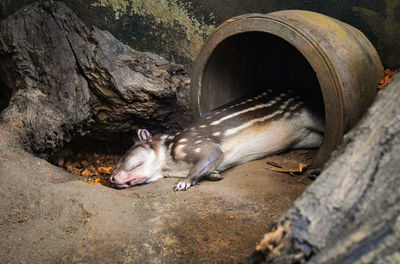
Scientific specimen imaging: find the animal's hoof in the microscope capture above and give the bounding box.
[175,180,193,191]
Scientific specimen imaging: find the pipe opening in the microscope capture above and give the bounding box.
[199,32,325,117]
[194,31,326,168]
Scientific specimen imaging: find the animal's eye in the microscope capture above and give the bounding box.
[127,161,144,172]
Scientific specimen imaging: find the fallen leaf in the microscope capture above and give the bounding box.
[378,68,394,90]
[98,167,112,174]
[64,160,72,168]
[298,162,308,172]
[81,169,91,177]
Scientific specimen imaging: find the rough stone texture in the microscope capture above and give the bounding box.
[247,73,400,263]
[0,1,191,155]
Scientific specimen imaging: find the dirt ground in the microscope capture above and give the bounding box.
[0,124,311,264]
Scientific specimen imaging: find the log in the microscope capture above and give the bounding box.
[0,1,191,155]
[247,73,400,263]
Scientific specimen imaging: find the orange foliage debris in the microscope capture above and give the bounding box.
[378,68,394,90]
[64,160,72,168]
[81,169,91,177]
[98,166,113,174]
[60,152,116,186]
[88,178,101,185]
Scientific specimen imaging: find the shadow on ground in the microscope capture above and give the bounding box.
[0,125,310,263]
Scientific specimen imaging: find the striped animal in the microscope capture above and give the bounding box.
[110,89,324,191]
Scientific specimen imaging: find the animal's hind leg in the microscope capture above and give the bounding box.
[175,147,223,191]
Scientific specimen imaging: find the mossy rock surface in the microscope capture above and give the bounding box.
[1,0,398,68]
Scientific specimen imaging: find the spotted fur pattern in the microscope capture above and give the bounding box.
[110,89,324,191]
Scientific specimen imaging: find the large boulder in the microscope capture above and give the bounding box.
[0,1,191,155]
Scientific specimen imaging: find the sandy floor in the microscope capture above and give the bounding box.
[0,125,311,263]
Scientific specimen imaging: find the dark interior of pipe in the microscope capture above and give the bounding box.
[200,32,324,117]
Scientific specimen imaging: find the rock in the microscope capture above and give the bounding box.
[0,1,191,155]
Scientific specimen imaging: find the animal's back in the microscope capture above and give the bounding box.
[173,89,324,171]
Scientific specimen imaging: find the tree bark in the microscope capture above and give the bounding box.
[0,1,191,155]
[247,73,400,263]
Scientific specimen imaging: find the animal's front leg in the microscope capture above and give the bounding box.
[175,148,223,191]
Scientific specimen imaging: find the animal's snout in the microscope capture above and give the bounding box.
[109,170,127,185]
[109,170,132,189]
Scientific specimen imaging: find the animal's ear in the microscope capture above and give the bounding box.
[137,129,152,143]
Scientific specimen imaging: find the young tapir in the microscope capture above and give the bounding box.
[109,89,324,191]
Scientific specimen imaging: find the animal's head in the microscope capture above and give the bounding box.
[110,129,166,189]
